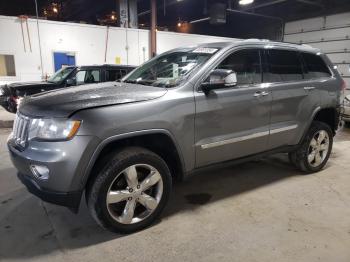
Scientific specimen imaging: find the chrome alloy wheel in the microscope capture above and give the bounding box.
[307,130,330,168]
[106,164,163,224]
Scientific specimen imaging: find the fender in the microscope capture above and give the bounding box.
[298,106,321,144]
[80,128,186,187]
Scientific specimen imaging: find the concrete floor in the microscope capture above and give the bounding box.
[0,108,14,128]
[1,126,350,262]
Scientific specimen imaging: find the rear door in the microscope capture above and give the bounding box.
[194,48,272,167]
[265,49,320,149]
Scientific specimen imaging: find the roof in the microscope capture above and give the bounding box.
[196,39,320,53]
[64,64,136,69]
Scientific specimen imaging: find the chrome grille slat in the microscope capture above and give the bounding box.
[12,113,30,148]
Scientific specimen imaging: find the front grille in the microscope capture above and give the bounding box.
[12,113,30,148]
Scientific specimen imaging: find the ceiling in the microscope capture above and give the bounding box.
[137,0,350,39]
[1,0,350,40]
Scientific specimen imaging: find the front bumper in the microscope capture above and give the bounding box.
[17,172,81,210]
[8,134,99,209]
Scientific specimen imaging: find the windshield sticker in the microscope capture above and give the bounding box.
[192,48,218,54]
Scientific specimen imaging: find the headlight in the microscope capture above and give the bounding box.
[28,118,81,141]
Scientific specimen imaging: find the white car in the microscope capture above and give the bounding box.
[342,94,350,124]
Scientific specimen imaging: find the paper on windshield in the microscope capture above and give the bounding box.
[192,48,218,54]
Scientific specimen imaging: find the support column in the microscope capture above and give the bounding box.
[150,0,157,57]
[129,0,138,28]
[119,0,129,28]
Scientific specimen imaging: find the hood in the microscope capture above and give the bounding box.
[8,81,56,95]
[19,81,168,118]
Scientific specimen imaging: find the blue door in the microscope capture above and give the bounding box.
[54,52,76,72]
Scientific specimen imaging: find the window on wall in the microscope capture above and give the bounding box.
[216,49,262,85]
[265,50,303,82]
[0,55,16,77]
[301,52,331,79]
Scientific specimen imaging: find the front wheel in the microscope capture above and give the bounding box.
[289,121,333,173]
[87,147,172,234]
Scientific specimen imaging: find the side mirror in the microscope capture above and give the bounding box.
[66,77,76,86]
[201,69,237,94]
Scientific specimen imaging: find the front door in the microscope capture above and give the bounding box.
[194,49,272,167]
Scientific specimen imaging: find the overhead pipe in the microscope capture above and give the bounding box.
[34,0,44,78]
[139,0,179,17]
[104,26,109,63]
[190,17,210,24]
[296,0,324,8]
[24,16,32,52]
[19,17,27,52]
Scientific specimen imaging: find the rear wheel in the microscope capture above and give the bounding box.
[289,121,333,173]
[87,147,172,233]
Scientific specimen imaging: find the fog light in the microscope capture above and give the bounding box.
[30,165,50,180]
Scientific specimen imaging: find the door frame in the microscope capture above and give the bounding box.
[52,50,77,73]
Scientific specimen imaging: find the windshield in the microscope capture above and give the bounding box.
[48,67,75,83]
[123,47,219,87]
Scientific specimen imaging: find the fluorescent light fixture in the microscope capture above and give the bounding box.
[239,0,254,5]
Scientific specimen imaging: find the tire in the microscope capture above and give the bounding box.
[86,147,172,234]
[289,121,333,173]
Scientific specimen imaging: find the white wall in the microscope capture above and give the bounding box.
[0,15,240,85]
[0,16,150,85]
[284,12,350,88]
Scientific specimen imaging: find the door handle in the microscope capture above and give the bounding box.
[304,86,315,91]
[254,91,269,97]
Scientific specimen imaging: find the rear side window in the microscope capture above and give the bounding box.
[301,52,331,79]
[265,49,303,82]
[217,49,261,85]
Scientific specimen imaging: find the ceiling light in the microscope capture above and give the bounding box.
[239,0,254,5]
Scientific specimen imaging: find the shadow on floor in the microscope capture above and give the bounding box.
[0,152,308,259]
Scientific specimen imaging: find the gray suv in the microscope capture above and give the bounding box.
[7,40,342,233]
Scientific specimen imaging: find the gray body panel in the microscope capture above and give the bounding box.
[194,85,271,167]
[7,40,343,206]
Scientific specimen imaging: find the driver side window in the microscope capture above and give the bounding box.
[216,49,262,85]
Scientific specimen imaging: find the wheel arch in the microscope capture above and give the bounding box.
[81,129,186,190]
[312,107,339,135]
[300,106,339,144]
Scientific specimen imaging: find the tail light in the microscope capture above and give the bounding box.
[10,95,17,103]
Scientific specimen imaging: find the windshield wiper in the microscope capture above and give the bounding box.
[123,79,155,86]
[123,79,137,84]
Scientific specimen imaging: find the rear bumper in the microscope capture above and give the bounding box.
[17,172,82,210]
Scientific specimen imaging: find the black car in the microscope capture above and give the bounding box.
[0,64,135,113]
